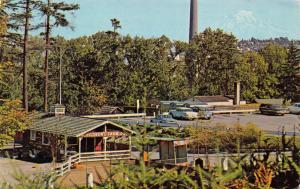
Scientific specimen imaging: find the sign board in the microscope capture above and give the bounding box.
[84,131,126,138]
[174,139,189,147]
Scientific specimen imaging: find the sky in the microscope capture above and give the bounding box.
[54,0,300,42]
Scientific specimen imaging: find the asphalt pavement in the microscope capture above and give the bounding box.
[119,113,300,135]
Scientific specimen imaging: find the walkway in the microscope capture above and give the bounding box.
[0,158,52,185]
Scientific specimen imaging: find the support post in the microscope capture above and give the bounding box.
[93,138,96,151]
[64,135,68,159]
[79,137,82,160]
[129,136,132,157]
[104,137,107,160]
[174,143,177,165]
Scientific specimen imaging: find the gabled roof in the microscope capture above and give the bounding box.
[190,96,232,103]
[96,106,123,115]
[29,115,134,137]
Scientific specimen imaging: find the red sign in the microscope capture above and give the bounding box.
[84,131,126,138]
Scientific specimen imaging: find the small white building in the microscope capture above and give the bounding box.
[184,96,246,107]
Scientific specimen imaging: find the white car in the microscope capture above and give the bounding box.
[170,107,198,120]
[288,103,300,114]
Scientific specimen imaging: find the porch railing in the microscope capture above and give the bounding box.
[54,150,131,176]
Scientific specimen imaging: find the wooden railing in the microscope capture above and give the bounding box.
[54,150,131,176]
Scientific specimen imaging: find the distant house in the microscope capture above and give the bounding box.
[96,106,123,115]
[184,95,247,107]
[160,95,247,112]
[184,96,236,106]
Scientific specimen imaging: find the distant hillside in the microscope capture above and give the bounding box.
[238,37,300,52]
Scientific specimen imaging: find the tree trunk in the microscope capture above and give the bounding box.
[44,0,51,112]
[22,0,30,112]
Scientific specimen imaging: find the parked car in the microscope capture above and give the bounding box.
[170,107,198,120]
[259,104,288,116]
[192,107,213,120]
[150,114,177,124]
[288,103,300,114]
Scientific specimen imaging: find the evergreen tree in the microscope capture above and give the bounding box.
[3,0,37,112]
[39,0,79,112]
[280,42,300,101]
[111,18,121,33]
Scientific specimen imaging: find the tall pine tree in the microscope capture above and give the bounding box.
[39,0,79,111]
[3,0,40,112]
[281,42,300,101]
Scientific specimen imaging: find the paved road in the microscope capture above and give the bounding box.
[119,114,300,135]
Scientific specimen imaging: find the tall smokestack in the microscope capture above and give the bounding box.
[189,0,198,42]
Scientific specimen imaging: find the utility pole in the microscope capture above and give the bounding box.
[59,47,62,105]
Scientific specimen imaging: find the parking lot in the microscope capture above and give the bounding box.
[121,113,300,134]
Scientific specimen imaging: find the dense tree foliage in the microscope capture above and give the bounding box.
[0,6,298,115]
[186,28,240,96]
[39,0,79,112]
[280,42,300,101]
[0,100,31,147]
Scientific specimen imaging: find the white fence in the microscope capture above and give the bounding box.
[55,150,131,176]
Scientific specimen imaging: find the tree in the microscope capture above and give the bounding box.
[39,0,79,112]
[186,28,240,96]
[236,51,269,101]
[280,42,300,101]
[111,18,121,33]
[22,0,30,112]
[50,36,108,114]
[0,0,7,45]
[3,0,42,112]
[0,99,31,147]
[0,0,7,81]
[259,44,288,98]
